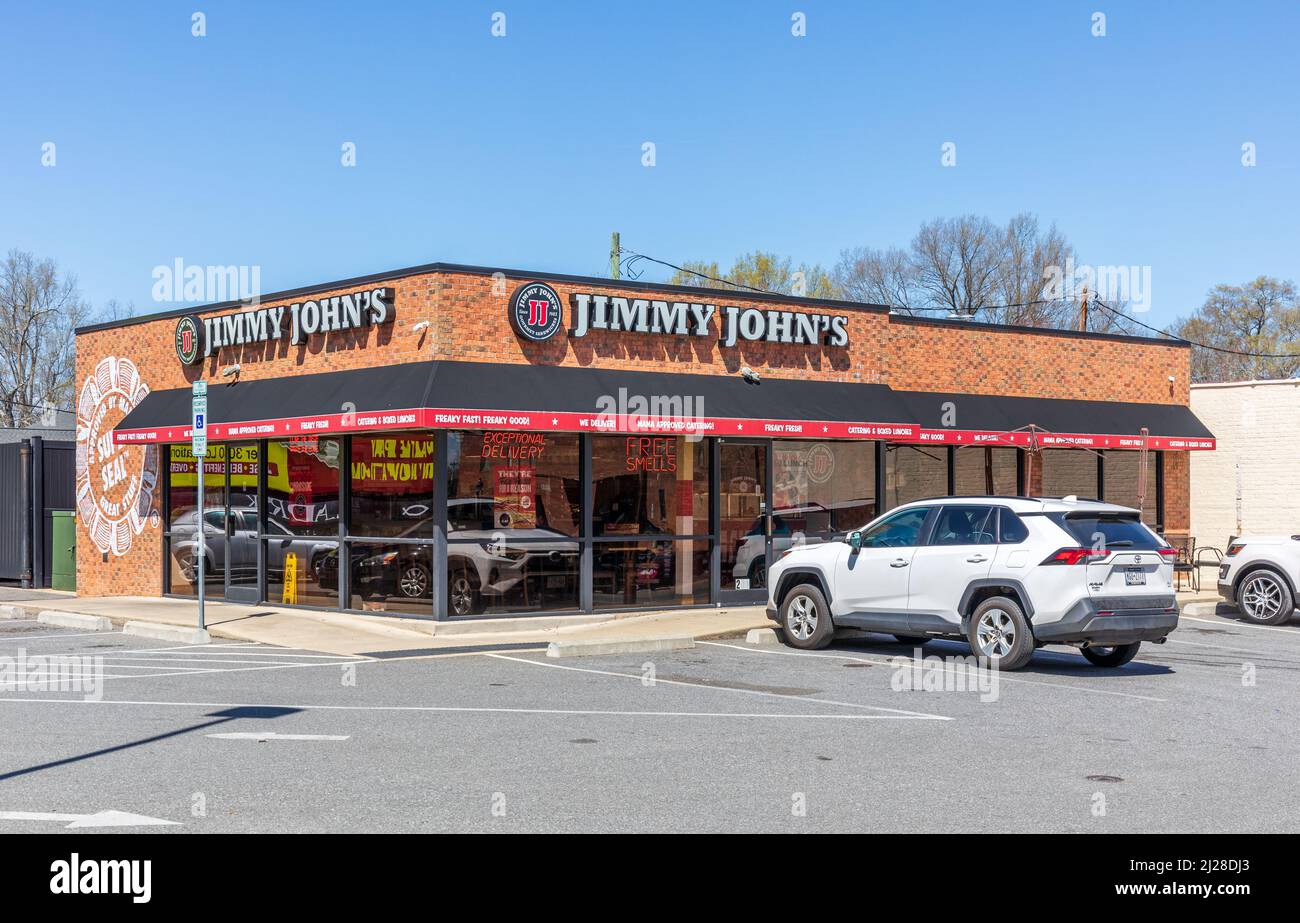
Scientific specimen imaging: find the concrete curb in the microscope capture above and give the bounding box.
[745,627,782,646]
[37,610,113,632]
[0,605,30,620]
[546,635,695,659]
[123,621,212,645]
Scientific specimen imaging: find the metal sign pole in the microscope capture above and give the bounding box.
[197,454,205,630]
[192,380,208,631]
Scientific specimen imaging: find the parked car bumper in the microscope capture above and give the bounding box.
[1033,599,1179,645]
[1217,580,1235,604]
[765,604,779,623]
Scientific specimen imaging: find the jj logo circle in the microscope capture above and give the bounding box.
[175,315,203,365]
[508,282,563,342]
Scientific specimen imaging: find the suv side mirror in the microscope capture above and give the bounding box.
[847,531,863,551]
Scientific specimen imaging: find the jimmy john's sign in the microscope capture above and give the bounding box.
[509,282,849,348]
[174,287,394,365]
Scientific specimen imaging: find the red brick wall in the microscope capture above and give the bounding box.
[73,266,1194,598]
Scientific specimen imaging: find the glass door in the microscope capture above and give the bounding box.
[718,439,771,604]
[223,441,261,603]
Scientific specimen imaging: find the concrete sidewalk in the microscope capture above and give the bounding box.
[0,588,771,657]
[0,577,1222,659]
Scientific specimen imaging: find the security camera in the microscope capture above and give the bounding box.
[221,364,241,377]
[1167,375,1176,382]
[412,321,430,333]
[740,366,761,384]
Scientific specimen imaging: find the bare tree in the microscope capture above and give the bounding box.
[832,246,920,311]
[0,249,91,428]
[910,215,1005,316]
[994,213,1076,326]
[666,251,840,298]
[1172,277,1300,382]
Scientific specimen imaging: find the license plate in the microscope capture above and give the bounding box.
[1124,568,1146,586]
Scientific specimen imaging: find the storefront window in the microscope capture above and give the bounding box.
[592,539,710,610]
[167,444,236,532]
[264,532,339,607]
[350,432,434,537]
[1040,449,1099,499]
[266,438,341,536]
[446,432,580,537]
[348,541,434,615]
[772,440,877,537]
[1103,451,1160,524]
[449,539,581,615]
[592,436,708,536]
[885,445,948,510]
[953,446,1019,496]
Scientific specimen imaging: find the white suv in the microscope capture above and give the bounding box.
[766,496,1179,670]
[1217,535,1300,625]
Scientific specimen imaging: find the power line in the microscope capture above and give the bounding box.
[619,243,1300,363]
[1091,298,1300,360]
[0,396,73,414]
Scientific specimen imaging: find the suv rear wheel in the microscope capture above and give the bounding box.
[1082,642,1141,667]
[966,596,1034,670]
[780,583,834,650]
[1238,569,1295,626]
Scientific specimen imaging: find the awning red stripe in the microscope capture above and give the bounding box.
[112,408,1215,450]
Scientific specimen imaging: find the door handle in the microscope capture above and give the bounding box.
[966,554,988,563]
[890,558,909,568]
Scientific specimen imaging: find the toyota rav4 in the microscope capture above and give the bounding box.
[766,496,1179,670]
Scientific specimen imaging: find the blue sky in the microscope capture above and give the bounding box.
[2,0,1296,328]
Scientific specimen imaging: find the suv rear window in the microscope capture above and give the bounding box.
[1056,513,1161,550]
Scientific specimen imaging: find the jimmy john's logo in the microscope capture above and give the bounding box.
[174,287,394,365]
[175,315,202,365]
[509,282,564,342]
[507,282,849,348]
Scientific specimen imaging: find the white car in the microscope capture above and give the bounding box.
[1217,535,1300,625]
[766,496,1179,670]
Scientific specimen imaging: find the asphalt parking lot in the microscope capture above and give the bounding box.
[0,606,1297,833]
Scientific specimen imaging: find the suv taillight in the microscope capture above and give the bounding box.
[1157,547,1179,559]
[1041,548,1109,565]
[1226,543,1245,557]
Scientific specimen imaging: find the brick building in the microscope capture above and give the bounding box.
[73,262,1214,618]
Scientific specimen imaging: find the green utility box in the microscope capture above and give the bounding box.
[50,509,76,591]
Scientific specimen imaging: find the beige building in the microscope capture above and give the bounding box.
[1191,379,1300,548]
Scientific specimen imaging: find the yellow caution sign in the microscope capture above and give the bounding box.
[282,553,298,605]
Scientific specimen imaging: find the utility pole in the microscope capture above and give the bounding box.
[610,232,620,280]
[1077,285,1089,332]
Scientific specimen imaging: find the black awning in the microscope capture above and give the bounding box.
[422,360,911,426]
[115,362,438,443]
[113,359,1214,450]
[893,389,1215,447]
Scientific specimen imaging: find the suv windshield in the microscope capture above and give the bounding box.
[1057,513,1162,551]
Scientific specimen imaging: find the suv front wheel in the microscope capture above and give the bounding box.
[780,583,834,650]
[1238,569,1295,626]
[966,597,1035,670]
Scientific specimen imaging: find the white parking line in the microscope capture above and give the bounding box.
[1181,615,1300,636]
[0,630,124,644]
[485,653,952,719]
[207,732,350,741]
[698,641,1169,703]
[0,696,924,721]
